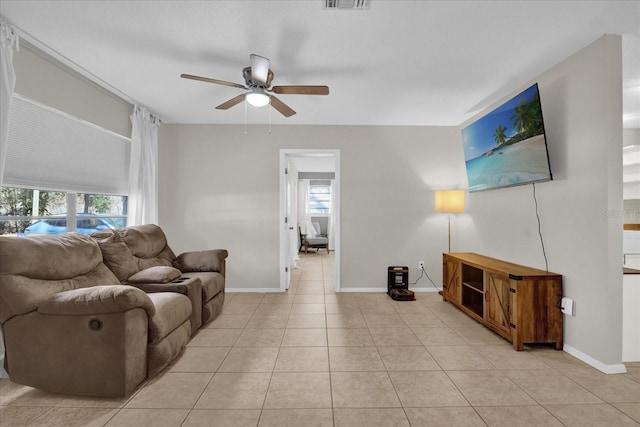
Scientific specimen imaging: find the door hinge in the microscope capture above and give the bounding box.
[285,266,289,273]
[285,167,288,175]
[285,216,288,224]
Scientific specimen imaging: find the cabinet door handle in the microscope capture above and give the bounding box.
[485,288,489,302]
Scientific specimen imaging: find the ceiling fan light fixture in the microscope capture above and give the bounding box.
[246,92,270,107]
[182,53,327,117]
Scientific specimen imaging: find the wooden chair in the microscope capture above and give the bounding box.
[299,223,329,254]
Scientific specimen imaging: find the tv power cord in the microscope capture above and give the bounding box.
[411,264,441,292]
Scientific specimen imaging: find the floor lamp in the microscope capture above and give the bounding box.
[435,190,465,253]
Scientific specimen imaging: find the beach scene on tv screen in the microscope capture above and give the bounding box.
[462,84,552,192]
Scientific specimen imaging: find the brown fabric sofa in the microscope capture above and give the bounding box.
[91,224,227,330]
[0,233,193,397]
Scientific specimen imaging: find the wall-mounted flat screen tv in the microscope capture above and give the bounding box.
[461,83,552,192]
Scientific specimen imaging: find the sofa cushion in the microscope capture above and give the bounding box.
[38,285,156,318]
[0,233,105,280]
[128,266,182,284]
[0,234,121,323]
[0,264,121,324]
[183,272,225,302]
[174,250,228,273]
[117,225,176,271]
[91,230,139,283]
[306,237,328,245]
[146,292,192,344]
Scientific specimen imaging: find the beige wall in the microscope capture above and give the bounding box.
[623,129,640,204]
[625,200,640,224]
[458,35,624,370]
[158,124,464,291]
[624,129,640,147]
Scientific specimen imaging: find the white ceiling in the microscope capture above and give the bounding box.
[1,1,639,127]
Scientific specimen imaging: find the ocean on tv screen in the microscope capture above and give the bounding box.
[465,134,551,191]
[462,84,552,192]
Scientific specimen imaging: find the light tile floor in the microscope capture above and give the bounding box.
[2,252,640,426]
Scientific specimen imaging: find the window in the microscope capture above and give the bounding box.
[0,187,127,236]
[76,193,127,229]
[1,95,130,237]
[308,180,332,215]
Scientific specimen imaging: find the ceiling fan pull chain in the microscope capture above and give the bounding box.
[268,102,272,134]
[244,100,248,135]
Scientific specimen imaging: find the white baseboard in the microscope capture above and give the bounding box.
[338,287,441,293]
[563,344,627,374]
[226,287,283,293]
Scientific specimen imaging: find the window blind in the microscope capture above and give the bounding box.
[4,94,130,195]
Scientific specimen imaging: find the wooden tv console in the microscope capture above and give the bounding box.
[442,253,563,350]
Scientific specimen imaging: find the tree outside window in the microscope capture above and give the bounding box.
[0,187,127,236]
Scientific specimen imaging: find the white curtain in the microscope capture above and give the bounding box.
[298,179,317,238]
[0,19,16,380]
[0,20,17,187]
[328,180,336,250]
[128,106,160,225]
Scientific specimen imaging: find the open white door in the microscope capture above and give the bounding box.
[280,149,340,292]
[280,153,299,291]
[285,159,299,290]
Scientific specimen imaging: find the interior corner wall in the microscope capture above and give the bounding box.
[12,45,132,137]
[624,128,640,147]
[458,35,624,369]
[158,124,463,291]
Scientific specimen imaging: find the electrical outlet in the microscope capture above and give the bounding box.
[418,261,425,270]
[561,297,574,316]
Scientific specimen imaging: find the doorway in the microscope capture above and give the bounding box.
[279,149,340,292]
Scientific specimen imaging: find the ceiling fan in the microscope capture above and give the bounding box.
[181,54,329,117]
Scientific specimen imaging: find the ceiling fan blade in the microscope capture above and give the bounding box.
[250,54,270,85]
[216,94,246,110]
[181,73,246,90]
[272,85,330,95]
[269,95,296,117]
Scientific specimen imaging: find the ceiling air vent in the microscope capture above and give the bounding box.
[324,0,369,10]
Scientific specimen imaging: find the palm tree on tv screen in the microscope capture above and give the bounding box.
[493,125,507,146]
[509,92,544,140]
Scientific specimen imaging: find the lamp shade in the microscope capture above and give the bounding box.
[245,92,270,107]
[435,190,465,213]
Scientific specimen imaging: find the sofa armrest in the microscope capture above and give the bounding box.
[129,282,188,295]
[38,285,155,318]
[174,249,228,274]
[127,266,182,284]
